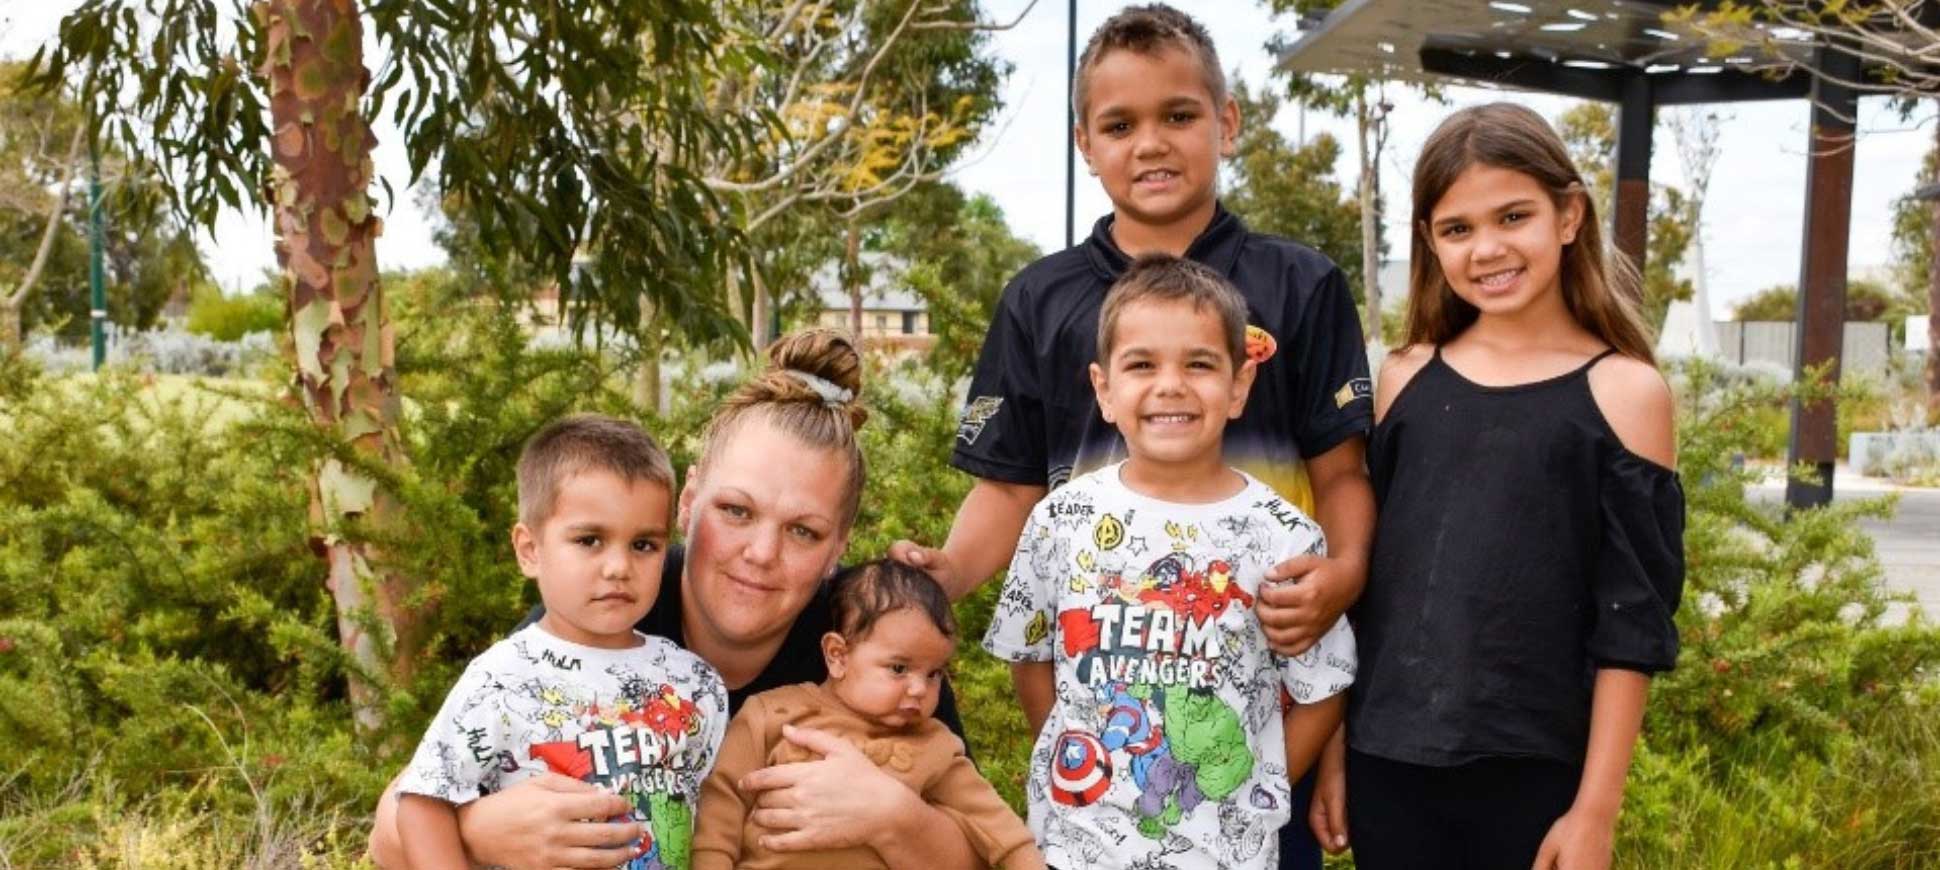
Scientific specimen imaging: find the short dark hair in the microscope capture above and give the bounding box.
[516,414,675,528]
[1072,3,1227,124]
[1096,254,1250,366]
[829,559,956,642]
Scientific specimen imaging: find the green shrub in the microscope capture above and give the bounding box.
[184,284,283,341]
[0,354,383,866]
[1620,708,1940,868]
[6,308,1939,867]
[1710,362,1883,462]
[1598,358,1940,869]
[0,285,647,864]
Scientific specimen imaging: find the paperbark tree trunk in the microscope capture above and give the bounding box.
[261,0,415,735]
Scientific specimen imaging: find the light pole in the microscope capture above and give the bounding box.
[1065,0,1076,250]
[89,144,105,371]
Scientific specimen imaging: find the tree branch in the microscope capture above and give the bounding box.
[702,0,926,194]
[909,0,1042,31]
[4,125,84,308]
[777,1,851,124]
[744,189,805,233]
[1684,1,1940,99]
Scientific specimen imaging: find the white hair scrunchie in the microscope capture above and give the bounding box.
[784,369,855,406]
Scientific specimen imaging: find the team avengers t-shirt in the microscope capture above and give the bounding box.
[398,625,728,870]
[952,204,1373,512]
[983,464,1357,870]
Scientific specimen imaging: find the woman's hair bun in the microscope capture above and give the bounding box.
[698,327,871,529]
[753,328,868,430]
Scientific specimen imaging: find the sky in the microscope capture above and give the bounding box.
[4,1,1930,315]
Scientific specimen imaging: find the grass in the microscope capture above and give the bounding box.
[0,768,375,870]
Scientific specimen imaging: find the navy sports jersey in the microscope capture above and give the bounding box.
[952,204,1374,514]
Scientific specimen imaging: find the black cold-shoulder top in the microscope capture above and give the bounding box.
[1348,347,1685,768]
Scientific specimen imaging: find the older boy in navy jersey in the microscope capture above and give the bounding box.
[892,4,1376,868]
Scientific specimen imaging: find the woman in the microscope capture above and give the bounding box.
[370,329,981,869]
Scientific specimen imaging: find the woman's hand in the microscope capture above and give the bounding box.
[1531,806,1616,870]
[737,724,921,854]
[450,773,642,870]
[1307,728,1350,855]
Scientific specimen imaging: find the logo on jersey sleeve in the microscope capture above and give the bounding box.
[1334,377,1372,409]
[957,396,1004,444]
[1244,325,1277,364]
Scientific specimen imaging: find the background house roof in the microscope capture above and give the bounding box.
[812,252,927,312]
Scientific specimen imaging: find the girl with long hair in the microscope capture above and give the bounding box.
[1310,102,1685,870]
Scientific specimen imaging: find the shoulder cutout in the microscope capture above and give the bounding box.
[1374,344,1435,424]
[1586,355,1676,470]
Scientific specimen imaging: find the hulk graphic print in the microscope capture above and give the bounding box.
[398,626,728,870]
[984,464,1356,870]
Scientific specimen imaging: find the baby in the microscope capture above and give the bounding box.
[693,559,1044,870]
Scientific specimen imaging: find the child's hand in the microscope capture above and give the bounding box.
[888,539,961,593]
[1531,806,1616,870]
[1307,729,1349,854]
[1259,552,1365,656]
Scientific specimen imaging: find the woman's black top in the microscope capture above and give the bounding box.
[519,547,967,739]
[1349,347,1684,768]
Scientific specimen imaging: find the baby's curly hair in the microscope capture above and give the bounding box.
[829,558,957,642]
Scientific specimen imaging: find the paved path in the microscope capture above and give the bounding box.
[1750,470,1940,619]
[1863,487,1940,619]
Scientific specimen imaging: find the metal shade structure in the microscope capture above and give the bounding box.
[1279,0,1832,266]
[1278,0,1824,99]
[1279,0,1937,509]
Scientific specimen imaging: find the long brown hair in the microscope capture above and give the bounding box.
[1405,102,1655,363]
[697,329,869,529]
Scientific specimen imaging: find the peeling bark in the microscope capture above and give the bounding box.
[259,0,416,735]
